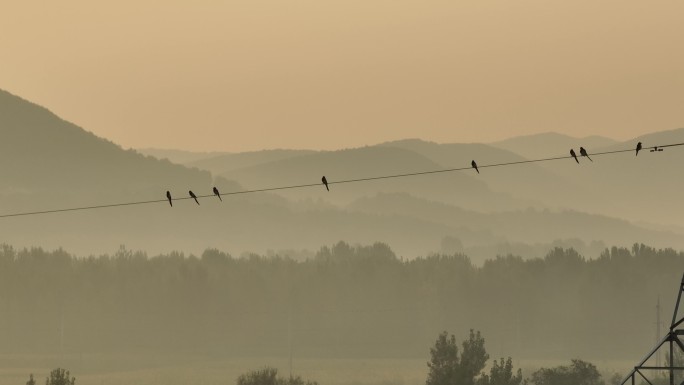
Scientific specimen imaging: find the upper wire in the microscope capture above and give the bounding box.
[0,142,680,219]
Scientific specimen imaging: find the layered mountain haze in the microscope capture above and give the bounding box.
[1,88,683,262]
[491,132,618,160]
[348,192,682,258]
[494,128,684,227]
[376,139,579,210]
[0,89,464,257]
[214,145,529,211]
[137,148,228,165]
[187,149,318,176]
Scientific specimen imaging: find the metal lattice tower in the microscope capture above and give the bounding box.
[620,274,684,385]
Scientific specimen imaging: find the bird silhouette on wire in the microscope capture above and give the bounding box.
[189,190,199,205]
[213,187,222,201]
[166,191,173,207]
[570,149,579,164]
[636,142,642,156]
[471,160,479,174]
[579,147,593,161]
[322,176,329,191]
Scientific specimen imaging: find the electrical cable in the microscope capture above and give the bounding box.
[0,142,679,219]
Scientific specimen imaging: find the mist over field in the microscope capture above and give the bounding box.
[0,241,682,385]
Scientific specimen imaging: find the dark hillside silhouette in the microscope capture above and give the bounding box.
[0,89,211,203]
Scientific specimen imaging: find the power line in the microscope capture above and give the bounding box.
[0,142,681,220]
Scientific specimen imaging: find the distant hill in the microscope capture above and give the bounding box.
[491,132,618,160]
[0,89,479,257]
[2,87,683,259]
[0,89,212,207]
[521,127,684,226]
[187,148,317,175]
[348,192,684,260]
[380,138,528,166]
[216,145,528,212]
[139,147,318,175]
[192,138,583,213]
[377,138,577,209]
[137,148,228,165]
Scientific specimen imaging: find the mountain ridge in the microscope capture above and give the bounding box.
[2,87,683,260]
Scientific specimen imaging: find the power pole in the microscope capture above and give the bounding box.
[60,308,64,358]
[657,296,662,367]
[288,307,293,379]
[618,274,684,385]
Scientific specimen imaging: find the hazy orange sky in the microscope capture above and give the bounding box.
[1,1,683,152]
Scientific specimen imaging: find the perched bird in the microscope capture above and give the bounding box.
[579,147,593,161]
[189,190,199,205]
[166,191,173,207]
[213,186,222,202]
[321,176,329,191]
[471,160,479,174]
[636,142,642,156]
[570,149,579,164]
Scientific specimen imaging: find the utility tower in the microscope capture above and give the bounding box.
[619,274,684,385]
[657,297,663,367]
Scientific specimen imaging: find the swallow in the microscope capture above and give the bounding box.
[189,190,199,205]
[213,186,222,202]
[579,147,592,161]
[636,142,642,156]
[570,149,579,164]
[322,176,329,191]
[166,191,173,207]
[471,160,479,174]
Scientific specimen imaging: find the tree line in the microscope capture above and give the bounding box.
[0,241,681,360]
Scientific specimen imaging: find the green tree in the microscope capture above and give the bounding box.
[236,367,318,385]
[45,368,75,385]
[237,367,279,385]
[282,376,319,385]
[530,359,603,385]
[477,357,526,385]
[26,374,36,385]
[427,330,489,385]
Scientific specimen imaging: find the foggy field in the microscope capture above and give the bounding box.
[0,354,425,385]
[0,354,637,385]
